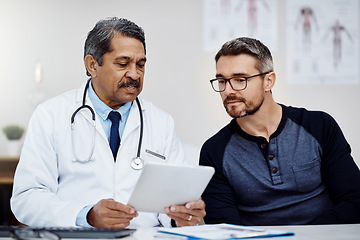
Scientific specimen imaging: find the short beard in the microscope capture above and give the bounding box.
[223,95,264,119]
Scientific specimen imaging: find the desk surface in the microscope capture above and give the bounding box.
[132,224,360,240]
[0,224,359,240]
[119,224,360,240]
[128,224,359,240]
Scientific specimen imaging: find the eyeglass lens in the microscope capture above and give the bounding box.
[212,77,246,92]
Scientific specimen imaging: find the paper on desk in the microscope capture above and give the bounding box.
[158,223,294,239]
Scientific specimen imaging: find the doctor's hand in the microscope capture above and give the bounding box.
[165,199,206,227]
[87,199,138,229]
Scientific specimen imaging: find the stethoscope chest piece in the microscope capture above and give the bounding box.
[131,157,144,170]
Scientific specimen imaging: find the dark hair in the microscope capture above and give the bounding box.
[215,37,273,73]
[84,17,146,76]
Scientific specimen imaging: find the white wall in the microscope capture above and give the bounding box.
[0,0,359,167]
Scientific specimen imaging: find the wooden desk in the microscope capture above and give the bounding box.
[0,157,19,184]
[0,157,19,225]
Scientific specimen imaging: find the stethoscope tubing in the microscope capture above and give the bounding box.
[135,97,143,159]
[71,78,144,168]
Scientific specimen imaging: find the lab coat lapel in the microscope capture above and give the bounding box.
[122,98,144,142]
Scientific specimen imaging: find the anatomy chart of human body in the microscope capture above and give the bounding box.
[287,0,359,85]
[203,0,277,52]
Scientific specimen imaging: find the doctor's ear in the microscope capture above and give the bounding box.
[84,55,99,77]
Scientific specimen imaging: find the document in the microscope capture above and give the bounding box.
[157,224,294,239]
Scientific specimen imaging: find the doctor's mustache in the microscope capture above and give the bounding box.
[118,79,141,88]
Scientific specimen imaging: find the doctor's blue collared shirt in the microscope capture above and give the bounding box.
[88,81,132,141]
[76,80,132,227]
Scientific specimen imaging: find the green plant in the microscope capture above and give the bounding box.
[2,125,25,140]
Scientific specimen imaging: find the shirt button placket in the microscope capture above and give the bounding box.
[268,139,283,185]
[269,155,277,173]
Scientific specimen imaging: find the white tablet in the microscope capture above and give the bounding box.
[127,161,214,213]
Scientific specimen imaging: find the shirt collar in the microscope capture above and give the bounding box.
[88,80,132,120]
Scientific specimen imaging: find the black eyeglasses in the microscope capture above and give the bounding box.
[210,71,271,92]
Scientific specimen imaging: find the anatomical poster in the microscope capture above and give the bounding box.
[203,0,278,52]
[286,0,359,85]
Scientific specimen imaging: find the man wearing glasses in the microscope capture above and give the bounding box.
[200,37,360,225]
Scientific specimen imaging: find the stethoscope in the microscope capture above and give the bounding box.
[71,78,145,170]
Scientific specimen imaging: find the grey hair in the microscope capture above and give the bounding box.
[84,17,146,76]
[215,37,273,73]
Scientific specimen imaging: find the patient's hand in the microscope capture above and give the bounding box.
[165,199,206,227]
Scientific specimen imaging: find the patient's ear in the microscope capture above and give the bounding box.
[264,72,276,92]
[84,55,98,77]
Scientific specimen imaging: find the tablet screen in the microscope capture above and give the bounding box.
[127,161,214,213]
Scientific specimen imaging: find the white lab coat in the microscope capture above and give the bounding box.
[11,82,189,228]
